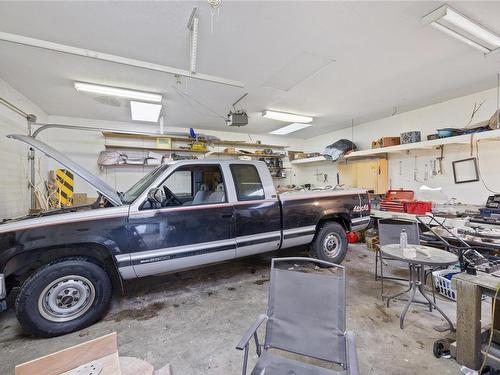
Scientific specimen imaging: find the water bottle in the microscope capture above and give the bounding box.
[400,229,408,249]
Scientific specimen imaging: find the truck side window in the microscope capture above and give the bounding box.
[230,164,265,201]
[142,165,227,209]
[164,170,192,197]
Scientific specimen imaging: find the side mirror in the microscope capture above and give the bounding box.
[147,188,166,204]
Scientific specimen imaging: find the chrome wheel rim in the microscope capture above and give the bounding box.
[38,275,95,322]
[323,233,341,258]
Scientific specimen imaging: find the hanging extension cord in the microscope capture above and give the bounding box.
[476,140,500,194]
[479,283,500,374]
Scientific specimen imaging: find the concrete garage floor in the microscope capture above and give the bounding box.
[0,244,474,374]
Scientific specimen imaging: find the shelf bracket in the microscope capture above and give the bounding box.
[436,145,444,175]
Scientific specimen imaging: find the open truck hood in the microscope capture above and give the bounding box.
[8,134,123,206]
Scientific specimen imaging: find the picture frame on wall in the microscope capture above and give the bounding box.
[452,157,479,184]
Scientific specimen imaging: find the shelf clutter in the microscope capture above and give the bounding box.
[345,128,500,159]
[99,132,289,178]
[290,128,500,165]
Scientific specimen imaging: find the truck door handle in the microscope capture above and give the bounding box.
[221,214,233,218]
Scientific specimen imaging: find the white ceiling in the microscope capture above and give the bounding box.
[0,1,499,138]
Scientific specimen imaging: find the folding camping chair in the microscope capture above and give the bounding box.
[236,257,359,375]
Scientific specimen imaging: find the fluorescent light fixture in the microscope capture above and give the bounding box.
[130,101,162,122]
[430,23,490,53]
[74,82,162,103]
[423,5,500,53]
[262,110,313,123]
[269,123,312,135]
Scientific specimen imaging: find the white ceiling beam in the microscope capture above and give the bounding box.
[0,30,244,88]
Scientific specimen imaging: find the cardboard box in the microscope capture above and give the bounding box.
[156,137,172,149]
[288,151,306,161]
[73,193,88,206]
[365,236,379,252]
[371,137,400,149]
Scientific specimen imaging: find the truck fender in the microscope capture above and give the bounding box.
[3,240,125,293]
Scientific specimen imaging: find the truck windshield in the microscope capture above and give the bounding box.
[120,165,169,204]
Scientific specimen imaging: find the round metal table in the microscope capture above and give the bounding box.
[380,244,458,330]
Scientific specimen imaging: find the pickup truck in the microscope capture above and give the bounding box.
[0,134,370,337]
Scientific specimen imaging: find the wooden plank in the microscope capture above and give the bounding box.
[211,140,287,149]
[61,353,121,375]
[211,151,283,158]
[290,156,328,164]
[15,332,118,375]
[454,272,500,292]
[105,144,208,153]
[455,279,482,370]
[102,132,190,142]
[102,132,287,149]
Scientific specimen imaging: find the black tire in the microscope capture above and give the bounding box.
[15,258,112,338]
[311,222,348,264]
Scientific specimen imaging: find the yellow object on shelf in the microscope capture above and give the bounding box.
[191,141,207,151]
[156,137,172,149]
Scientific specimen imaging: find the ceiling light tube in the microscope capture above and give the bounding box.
[130,101,163,122]
[430,23,490,53]
[423,5,500,53]
[262,110,313,123]
[74,82,162,103]
[269,123,312,135]
[443,7,500,48]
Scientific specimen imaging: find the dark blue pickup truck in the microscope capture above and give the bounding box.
[0,134,370,337]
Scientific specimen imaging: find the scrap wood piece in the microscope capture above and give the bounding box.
[15,332,119,375]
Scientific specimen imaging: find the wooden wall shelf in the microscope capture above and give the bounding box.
[102,132,288,149]
[344,129,500,159]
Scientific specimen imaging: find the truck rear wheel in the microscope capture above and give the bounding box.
[15,258,112,337]
[311,222,348,264]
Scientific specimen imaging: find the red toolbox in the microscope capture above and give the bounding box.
[379,189,414,213]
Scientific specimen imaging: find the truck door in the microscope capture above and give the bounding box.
[228,163,281,258]
[127,164,236,277]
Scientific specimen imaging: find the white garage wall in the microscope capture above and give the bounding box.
[296,87,500,205]
[3,79,499,215]
[42,116,305,197]
[0,78,47,219]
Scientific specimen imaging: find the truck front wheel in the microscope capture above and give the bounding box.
[311,222,348,264]
[15,258,112,337]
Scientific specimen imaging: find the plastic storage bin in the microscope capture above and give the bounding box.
[432,269,461,301]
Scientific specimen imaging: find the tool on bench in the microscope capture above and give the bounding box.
[415,215,497,274]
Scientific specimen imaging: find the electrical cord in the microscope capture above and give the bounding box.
[475,140,500,194]
[479,283,500,374]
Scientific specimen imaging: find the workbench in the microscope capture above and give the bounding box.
[452,272,500,370]
[371,209,500,251]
